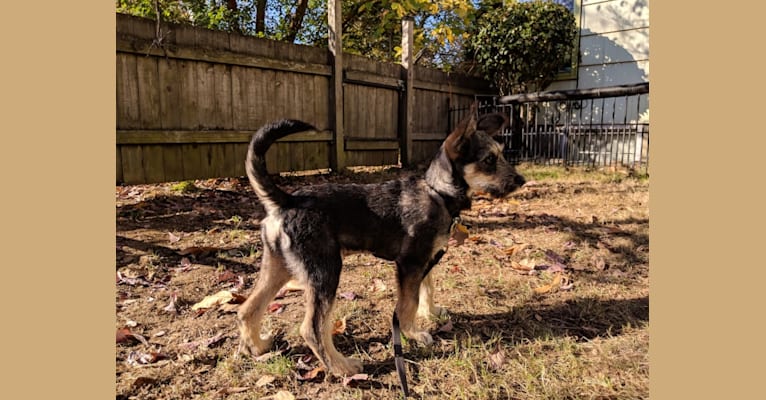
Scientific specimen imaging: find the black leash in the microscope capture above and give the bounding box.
[392,311,409,398]
[391,248,447,398]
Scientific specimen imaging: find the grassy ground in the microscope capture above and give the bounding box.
[116,164,649,400]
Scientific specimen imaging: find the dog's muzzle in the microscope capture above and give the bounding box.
[514,174,526,187]
[495,174,525,196]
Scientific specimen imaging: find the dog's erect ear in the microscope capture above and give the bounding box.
[444,108,478,160]
[477,113,509,138]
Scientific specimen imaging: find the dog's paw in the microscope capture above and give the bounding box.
[329,357,364,376]
[406,330,434,346]
[418,305,448,320]
[236,334,273,357]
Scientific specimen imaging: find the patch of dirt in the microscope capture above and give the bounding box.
[116,166,649,400]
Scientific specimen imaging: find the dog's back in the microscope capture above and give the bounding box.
[286,177,452,261]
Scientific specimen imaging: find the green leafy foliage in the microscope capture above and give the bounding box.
[115,0,478,71]
[116,0,245,32]
[467,0,577,94]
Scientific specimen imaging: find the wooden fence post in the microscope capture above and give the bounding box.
[328,0,346,171]
[400,17,414,167]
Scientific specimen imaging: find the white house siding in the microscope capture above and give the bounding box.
[549,0,649,89]
[546,0,649,122]
[579,0,649,89]
[540,0,649,163]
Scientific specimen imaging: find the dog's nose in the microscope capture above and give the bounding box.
[514,175,526,187]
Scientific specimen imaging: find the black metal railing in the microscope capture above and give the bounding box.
[450,83,649,172]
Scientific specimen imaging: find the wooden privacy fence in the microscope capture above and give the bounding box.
[116,14,494,184]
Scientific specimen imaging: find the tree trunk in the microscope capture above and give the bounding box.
[226,0,242,34]
[284,0,309,43]
[256,0,267,34]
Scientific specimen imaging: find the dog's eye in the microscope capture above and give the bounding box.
[483,154,497,166]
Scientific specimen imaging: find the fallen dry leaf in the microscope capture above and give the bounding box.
[163,293,178,314]
[533,273,564,294]
[296,366,325,382]
[117,271,151,287]
[467,235,485,244]
[510,260,533,273]
[342,373,369,386]
[126,351,168,366]
[260,391,295,400]
[217,270,238,284]
[593,256,607,271]
[332,318,347,336]
[300,354,314,364]
[370,279,387,292]
[116,327,132,344]
[232,275,246,292]
[268,303,285,314]
[131,376,156,390]
[544,250,570,271]
[544,264,567,274]
[191,290,246,311]
[437,319,454,333]
[181,332,227,351]
[502,245,519,256]
[117,327,148,345]
[168,232,181,243]
[274,281,304,299]
[487,348,506,371]
[519,258,536,270]
[254,350,285,362]
[338,291,357,301]
[255,375,276,388]
[559,275,574,291]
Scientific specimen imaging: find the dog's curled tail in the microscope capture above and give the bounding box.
[246,119,316,214]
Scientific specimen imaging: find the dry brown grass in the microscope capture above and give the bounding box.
[116,163,648,399]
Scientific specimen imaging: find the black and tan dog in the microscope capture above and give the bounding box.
[236,111,525,376]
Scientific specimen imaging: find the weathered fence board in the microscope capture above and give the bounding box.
[136,56,161,129]
[117,53,141,129]
[120,145,145,184]
[178,61,199,130]
[116,148,124,183]
[162,145,185,181]
[116,13,493,184]
[142,145,167,183]
[158,59,182,129]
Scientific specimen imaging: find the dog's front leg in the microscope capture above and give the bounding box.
[417,271,447,320]
[395,261,434,346]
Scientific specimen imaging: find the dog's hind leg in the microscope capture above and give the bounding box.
[300,283,363,376]
[290,227,363,376]
[236,245,292,357]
